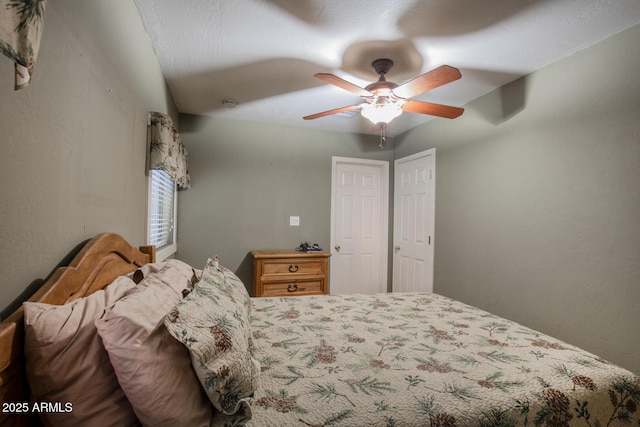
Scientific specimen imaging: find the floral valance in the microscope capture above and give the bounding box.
[0,0,47,90]
[148,112,191,190]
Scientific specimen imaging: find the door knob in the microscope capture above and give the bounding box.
[394,245,401,250]
[334,245,341,251]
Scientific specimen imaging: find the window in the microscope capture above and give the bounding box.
[147,169,177,261]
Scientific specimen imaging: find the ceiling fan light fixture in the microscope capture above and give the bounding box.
[361,99,404,126]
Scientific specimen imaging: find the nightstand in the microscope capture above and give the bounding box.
[251,250,331,297]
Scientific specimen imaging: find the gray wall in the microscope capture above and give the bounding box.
[176,114,394,286]
[395,24,640,374]
[0,1,176,313]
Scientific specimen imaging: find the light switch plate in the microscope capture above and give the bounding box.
[289,216,300,226]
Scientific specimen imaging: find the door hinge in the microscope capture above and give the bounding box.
[429,235,431,245]
[430,169,433,180]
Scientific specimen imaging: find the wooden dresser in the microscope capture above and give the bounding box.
[251,250,331,297]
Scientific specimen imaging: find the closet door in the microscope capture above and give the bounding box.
[330,157,389,294]
[393,149,435,293]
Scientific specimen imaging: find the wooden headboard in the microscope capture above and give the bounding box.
[0,233,155,427]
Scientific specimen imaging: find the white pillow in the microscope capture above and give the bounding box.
[95,259,213,427]
[23,276,139,427]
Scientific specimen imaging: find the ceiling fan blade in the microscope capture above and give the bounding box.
[392,65,462,99]
[303,104,363,120]
[402,100,464,119]
[314,73,373,97]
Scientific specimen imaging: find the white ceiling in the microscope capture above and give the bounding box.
[133,0,640,137]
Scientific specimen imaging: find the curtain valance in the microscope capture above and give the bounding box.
[148,112,191,190]
[0,0,47,90]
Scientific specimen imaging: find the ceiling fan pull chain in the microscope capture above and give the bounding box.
[379,125,386,148]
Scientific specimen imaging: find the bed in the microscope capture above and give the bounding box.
[1,233,638,427]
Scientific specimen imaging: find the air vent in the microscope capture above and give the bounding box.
[222,99,238,108]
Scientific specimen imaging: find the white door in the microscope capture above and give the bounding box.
[393,149,435,293]
[331,157,389,294]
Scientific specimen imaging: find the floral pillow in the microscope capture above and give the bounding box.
[198,256,251,315]
[164,257,259,420]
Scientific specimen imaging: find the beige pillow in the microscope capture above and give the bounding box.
[132,261,202,287]
[95,259,213,427]
[23,276,139,427]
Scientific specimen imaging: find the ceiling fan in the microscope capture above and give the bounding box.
[303,59,464,129]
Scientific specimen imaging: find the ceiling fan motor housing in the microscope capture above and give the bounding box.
[366,58,404,101]
[364,80,399,95]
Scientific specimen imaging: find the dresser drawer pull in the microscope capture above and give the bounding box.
[287,283,298,292]
[288,264,299,272]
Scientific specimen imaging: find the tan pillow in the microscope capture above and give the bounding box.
[132,261,202,287]
[23,276,139,427]
[95,259,213,427]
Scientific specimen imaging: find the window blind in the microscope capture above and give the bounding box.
[149,169,175,248]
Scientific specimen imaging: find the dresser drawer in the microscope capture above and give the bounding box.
[261,280,324,297]
[262,259,324,276]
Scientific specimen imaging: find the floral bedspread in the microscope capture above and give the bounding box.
[247,293,639,427]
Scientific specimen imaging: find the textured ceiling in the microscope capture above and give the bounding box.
[133,0,640,136]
